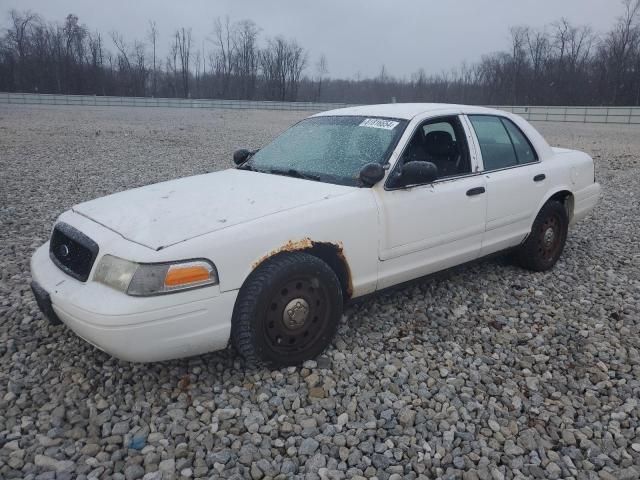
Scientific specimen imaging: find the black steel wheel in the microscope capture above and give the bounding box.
[516,200,568,272]
[231,252,342,367]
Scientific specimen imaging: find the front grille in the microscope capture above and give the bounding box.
[49,222,99,282]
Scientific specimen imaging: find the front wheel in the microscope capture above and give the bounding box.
[231,252,343,367]
[516,200,568,272]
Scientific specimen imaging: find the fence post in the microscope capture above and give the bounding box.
[583,108,587,123]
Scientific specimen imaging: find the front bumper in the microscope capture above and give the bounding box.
[31,280,62,325]
[30,244,237,362]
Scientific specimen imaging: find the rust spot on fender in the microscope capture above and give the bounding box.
[333,242,353,299]
[252,238,315,269]
[252,238,353,299]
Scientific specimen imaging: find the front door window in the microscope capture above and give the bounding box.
[398,116,472,180]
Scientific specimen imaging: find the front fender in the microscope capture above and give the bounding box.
[184,189,380,299]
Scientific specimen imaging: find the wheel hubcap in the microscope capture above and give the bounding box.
[263,276,330,354]
[537,214,562,262]
[282,298,309,329]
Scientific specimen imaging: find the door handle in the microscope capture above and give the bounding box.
[534,174,546,182]
[466,187,486,196]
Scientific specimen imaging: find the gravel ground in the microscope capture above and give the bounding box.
[0,104,639,480]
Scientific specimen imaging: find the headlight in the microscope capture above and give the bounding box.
[94,255,218,296]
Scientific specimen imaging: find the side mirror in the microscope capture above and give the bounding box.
[400,161,438,186]
[233,149,252,165]
[359,163,385,186]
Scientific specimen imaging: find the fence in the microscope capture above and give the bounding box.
[2,92,640,124]
[490,105,640,124]
[0,92,349,112]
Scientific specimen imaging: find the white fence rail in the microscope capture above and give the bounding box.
[2,93,640,124]
[491,105,640,124]
[0,92,349,112]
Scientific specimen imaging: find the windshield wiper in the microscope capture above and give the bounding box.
[267,168,321,181]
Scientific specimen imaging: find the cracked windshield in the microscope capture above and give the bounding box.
[245,116,407,186]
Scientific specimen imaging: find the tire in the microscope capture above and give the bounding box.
[231,252,343,367]
[516,200,568,272]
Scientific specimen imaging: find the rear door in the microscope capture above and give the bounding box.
[465,115,548,255]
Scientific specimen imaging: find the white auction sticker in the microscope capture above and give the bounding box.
[359,118,399,130]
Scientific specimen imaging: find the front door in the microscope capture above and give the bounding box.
[376,115,487,289]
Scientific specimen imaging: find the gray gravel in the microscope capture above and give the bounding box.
[1,104,639,479]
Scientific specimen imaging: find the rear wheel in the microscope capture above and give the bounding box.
[516,200,568,271]
[231,252,343,367]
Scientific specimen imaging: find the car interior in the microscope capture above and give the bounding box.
[399,116,472,179]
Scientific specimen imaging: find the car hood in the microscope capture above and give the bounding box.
[73,169,355,250]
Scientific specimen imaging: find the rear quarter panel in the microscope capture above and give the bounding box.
[500,113,598,227]
[531,147,597,225]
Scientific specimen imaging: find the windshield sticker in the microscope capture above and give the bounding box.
[359,118,399,130]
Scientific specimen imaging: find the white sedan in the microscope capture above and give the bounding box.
[30,103,601,365]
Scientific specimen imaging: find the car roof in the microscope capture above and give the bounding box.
[312,103,505,120]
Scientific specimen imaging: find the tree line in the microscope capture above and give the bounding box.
[1,0,639,106]
[0,12,307,101]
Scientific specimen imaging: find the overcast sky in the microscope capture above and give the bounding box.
[1,0,623,78]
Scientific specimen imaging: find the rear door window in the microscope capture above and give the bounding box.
[469,115,538,171]
[501,118,538,164]
[468,116,517,171]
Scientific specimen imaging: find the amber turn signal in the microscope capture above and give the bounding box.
[164,264,212,287]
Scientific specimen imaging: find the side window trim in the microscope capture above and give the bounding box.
[384,114,474,190]
[467,114,541,173]
[500,117,521,164]
[461,115,483,172]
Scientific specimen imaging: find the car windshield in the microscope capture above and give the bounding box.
[242,115,408,186]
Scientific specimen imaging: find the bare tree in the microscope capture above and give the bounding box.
[166,39,179,97]
[110,31,131,71]
[87,31,104,94]
[259,37,283,99]
[315,54,328,100]
[175,27,192,98]
[603,0,640,103]
[201,39,207,96]
[284,39,306,100]
[509,26,529,103]
[260,36,306,101]
[133,40,147,96]
[147,20,157,96]
[211,16,234,96]
[6,10,40,89]
[233,20,259,99]
[110,30,147,96]
[194,48,201,97]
